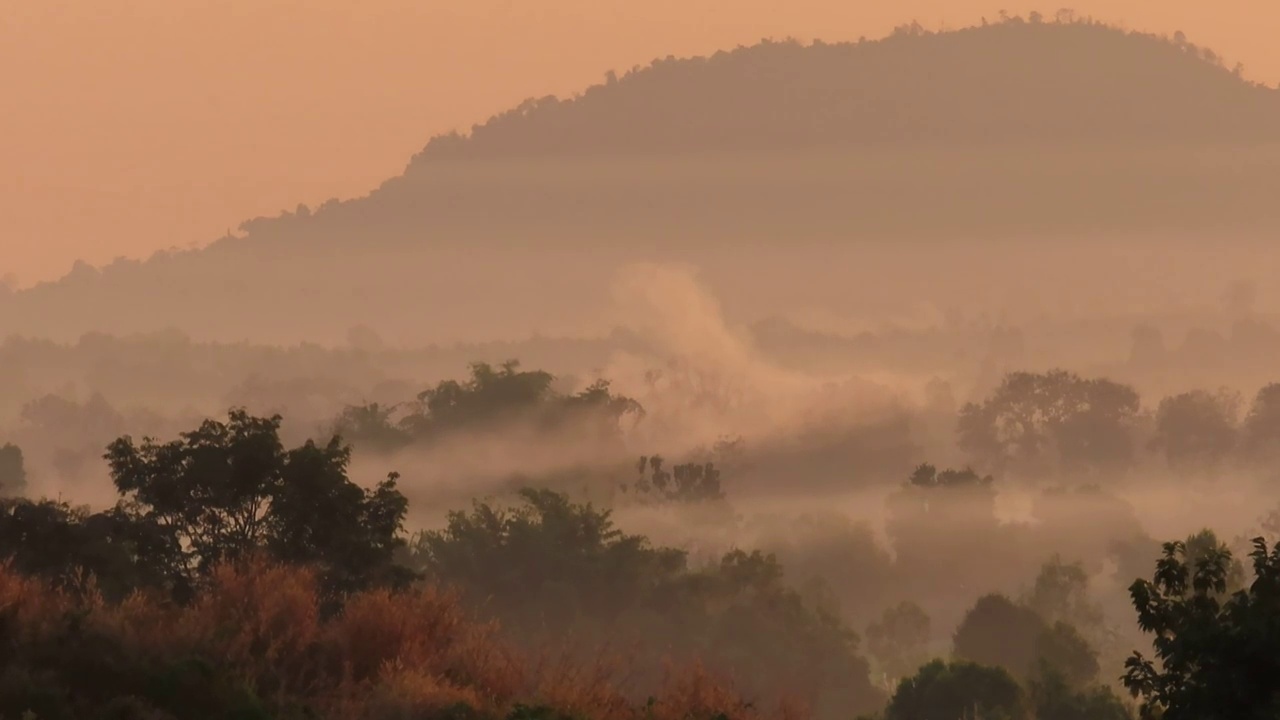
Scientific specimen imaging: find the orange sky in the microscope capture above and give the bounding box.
[2,0,1274,288]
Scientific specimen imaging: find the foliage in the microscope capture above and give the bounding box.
[0,558,769,720]
[337,362,643,450]
[953,594,1099,686]
[0,498,182,602]
[622,455,725,504]
[103,409,411,601]
[958,370,1140,479]
[1148,389,1241,474]
[864,601,931,683]
[1024,555,1105,631]
[1122,536,1280,719]
[0,444,26,496]
[1239,383,1280,468]
[883,659,1027,720]
[410,361,641,441]
[408,489,885,718]
[1029,667,1132,720]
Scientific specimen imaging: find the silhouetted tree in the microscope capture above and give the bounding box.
[624,455,725,504]
[330,402,411,453]
[399,361,641,444]
[954,593,1099,685]
[1025,555,1104,630]
[954,594,1047,675]
[0,498,183,601]
[1123,536,1280,719]
[0,444,25,496]
[884,659,1028,720]
[1240,383,1280,469]
[409,488,884,717]
[1149,389,1240,474]
[866,601,932,683]
[959,371,1140,479]
[1030,666,1132,720]
[104,409,409,599]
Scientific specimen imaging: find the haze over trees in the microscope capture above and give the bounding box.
[5,6,1280,720]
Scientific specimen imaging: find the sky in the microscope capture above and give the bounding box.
[2,0,1276,288]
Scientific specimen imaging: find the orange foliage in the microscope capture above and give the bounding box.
[0,559,802,720]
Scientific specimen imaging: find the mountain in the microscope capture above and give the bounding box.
[6,17,1280,345]
[406,17,1278,160]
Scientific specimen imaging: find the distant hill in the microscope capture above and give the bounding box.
[407,17,1279,161]
[6,17,1280,344]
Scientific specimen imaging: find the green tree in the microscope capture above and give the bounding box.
[1123,536,1280,719]
[884,659,1028,720]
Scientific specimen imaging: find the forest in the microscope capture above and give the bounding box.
[2,353,1279,719]
[6,9,1280,720]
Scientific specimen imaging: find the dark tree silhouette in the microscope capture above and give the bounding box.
[1149,388,1241,474]
[104,409,409,599]
[884,659,1027,720]
[1123,536,1280,719]
[1240,383,1280,468]
[958,370,1140,479]
[865,600,932,683]
[0,444,25,496]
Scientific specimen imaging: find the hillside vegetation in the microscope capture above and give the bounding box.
[7,16,1280,345]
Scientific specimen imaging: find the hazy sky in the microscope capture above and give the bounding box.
[3,0,1275,287]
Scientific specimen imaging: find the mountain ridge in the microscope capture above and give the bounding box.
[6,17,1280,344]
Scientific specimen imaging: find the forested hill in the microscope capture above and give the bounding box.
[7,16,1280,345]
[406,16,1279,163]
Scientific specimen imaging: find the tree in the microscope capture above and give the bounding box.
[884,659,1028,720]
[1033,621,1100,689]
[1149,389,1240,474]
[623,455,725,504]
[954,594,1046,676]
[104,409,409,599]
[0,497,184,601]
[0,444,25,496]
[330,402,411,453]
[865,601,931,683]
[1024,555,1104,630]
[1240,383,1280,469]
[1030,666,1132,720]
[1123,536,1280,719]
[397,361,642,444]
[954,594,1098,685]
[408,489,885,717]
[958,371,1140,479]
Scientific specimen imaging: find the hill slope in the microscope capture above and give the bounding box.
[408,17,1279,161]
[6,18,1280,344]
